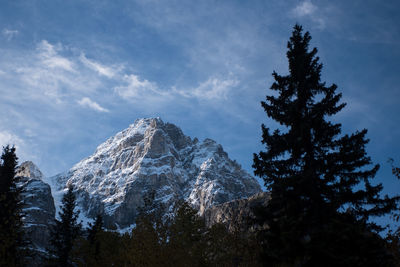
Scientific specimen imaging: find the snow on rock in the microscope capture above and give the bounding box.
[49,118,261,229]
[16,161,55,257]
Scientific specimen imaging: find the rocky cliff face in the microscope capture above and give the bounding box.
[16,161,55,257]
[204,192,270,233]
[50,118,262,229]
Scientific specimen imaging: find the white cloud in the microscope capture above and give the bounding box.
[2,38,242,111]
[0,131,28,160]
[79,53,116,78]
[194,77,239,100]
[2,29,18,41]
[0,131,24,148]
[78,97,109,113]
[12,40,103,103]
[0,131,39,163]
[114,71,239,102]
[114,74,160,100]
[2,39,169,109]
[174,76,239,100]
[38,40,75,72]
[291,1,326,29]
[293,0,317,17]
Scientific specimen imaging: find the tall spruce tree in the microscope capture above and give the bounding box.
[0,145,26,266]
[49,185,82,267]
[253,25,397,265]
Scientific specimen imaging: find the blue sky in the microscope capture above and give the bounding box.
[1,0,400,203]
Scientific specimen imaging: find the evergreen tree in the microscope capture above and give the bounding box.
[72,214,107,266]
[88,214,103,244]
[0,145,26,266]
[86,214,104,264]
[204,223,262,266]
[124,190,169,266]
[49,185,82,267]
[168,202,207,266]
[253,25,397,265]
[127,213,167,266]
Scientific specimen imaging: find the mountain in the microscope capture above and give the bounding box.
[16,161,55,262]
[50,118,262,229]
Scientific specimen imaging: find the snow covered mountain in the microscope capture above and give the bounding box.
[48,118,261,229]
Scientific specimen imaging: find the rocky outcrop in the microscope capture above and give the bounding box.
[51,118,262,229]
[17,161,55,261]
[204,192,270,233]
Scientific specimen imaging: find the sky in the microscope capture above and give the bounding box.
[0,0,400,207]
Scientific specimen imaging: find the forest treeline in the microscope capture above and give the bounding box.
[49,187,262,267]
[1,25,400,266]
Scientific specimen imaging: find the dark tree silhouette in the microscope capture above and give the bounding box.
[72,214,106,266]
[253,25,397,266]
[168,202,207,266]
[0,146,25,266]
[87,214,103,245]
[386,159,400,264]
[49,185,81,267]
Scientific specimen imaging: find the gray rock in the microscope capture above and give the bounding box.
[203,192,270,233]
[17,161,55,263]
[16,161,44,180]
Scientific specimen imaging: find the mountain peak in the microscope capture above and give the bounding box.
[50,119,261,229]
[131,117,163,128]
[17,161,44,180]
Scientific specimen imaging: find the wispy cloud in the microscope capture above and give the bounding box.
[9,40,107,103]
[114,72,239,102]
[291,0,326,29]
[0,131,36,163]
[3,38,240,110]
[2,29,18,41]
[13,41,80,102]
[193,77,239,100]
[174,76,239,100]
[114,74,162,100]
[292,0,317,17]
[79,53,117,78]
[0,131,24,148]
[78,97,109,113]
[38,40,75,72]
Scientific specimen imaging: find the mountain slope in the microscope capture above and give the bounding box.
[204,191,270,233]
[50,118,261,229]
